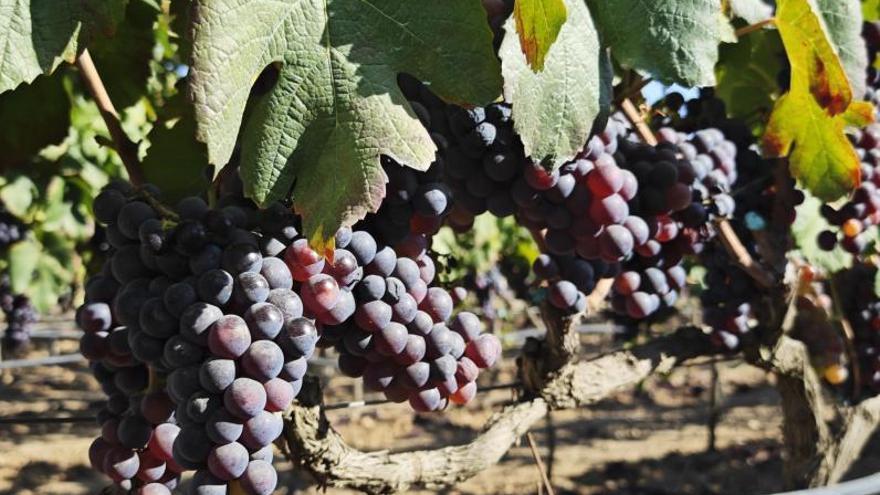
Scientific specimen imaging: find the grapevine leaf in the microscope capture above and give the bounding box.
[29,244,73,313]
[0,0,128,93]
[190,0,501,243]
[792,192,852,274]
[762,0,874,200]
[513,0,568,72]
[0,175,36,217]
[875,266,880,298]
[500,0,611,168]
[816,0,868,99]
[864,0,880,22]
[727,0,774,23]
[89,0,158,109]
[586,0,733,86]
[715,27,784,125]
[142,96,210,202]
[7,239,39,294]
[0,73,70,169]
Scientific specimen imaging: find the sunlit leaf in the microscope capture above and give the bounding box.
[762,0,874,200]
[513,0,568,72]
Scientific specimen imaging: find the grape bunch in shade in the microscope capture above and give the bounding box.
[0,207,27,248]
[698,244,757,351]
[0,275,37,355]
[815,123,880,256]
[79,181,307,494]
[833,263,880,395]
[651,89,801,233]
[864,21,880,99]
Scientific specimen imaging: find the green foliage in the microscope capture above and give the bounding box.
[0,73,71,169]
[432,215,539,285]
[513,0,568,72]
[142,92,210,202]
[792,192,852,274]
[189,0,502,243]
[586,0,735,87]
[715,28,784,128]
[864,0,880,21]
[500,0,611,169]
[0,0,128,93]
[89,0,161,109]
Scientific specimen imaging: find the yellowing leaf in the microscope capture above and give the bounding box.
[762,0,874,200]
[513,0,568,71]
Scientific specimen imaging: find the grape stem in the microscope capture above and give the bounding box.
[620,98,657,146]
[715,219,776,289]
[734,18,776,38]
[525,432,556,495]
[75,49,145,186]
[137,187,180,222]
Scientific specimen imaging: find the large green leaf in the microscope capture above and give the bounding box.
[6,239,39,294]
[816,0,868,99]
[190,0,501,243]
[0,73,70,168]
[0,0,128,93]
[499,0,611,168]
[715,27,784,124]
[89,0,159,109]
[0,175,36,217]
[142,95,210,202]
[586,0,734,86]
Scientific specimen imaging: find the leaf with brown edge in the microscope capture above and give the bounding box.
[308,227,336,263]
[513,0,568,72]
[762,0,874,201]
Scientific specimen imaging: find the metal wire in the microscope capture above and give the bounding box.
[0,415,96,425]
[0,353,85,369]
[0,382,523,425]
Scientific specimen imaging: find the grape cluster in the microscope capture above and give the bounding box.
[0,276,37,354]
[79,181,302,494]
[698,244,757,351]
[606,124,737,319]
[864,21,880,91]
[79,170,504,491]
[652,90,796,231]
[407,83,623,313]
[834,264,880,395]
[816,123,880,256]
[0,208,26,248]
[303,227,501,412]
[400,75,739,319]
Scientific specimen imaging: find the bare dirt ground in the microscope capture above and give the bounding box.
[1,325,878,495]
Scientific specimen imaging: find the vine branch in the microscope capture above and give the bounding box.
[282,323,712,493]
[75,49,145,185]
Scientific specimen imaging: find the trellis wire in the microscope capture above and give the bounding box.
[0,382,523,425]
[0,323,623,370]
